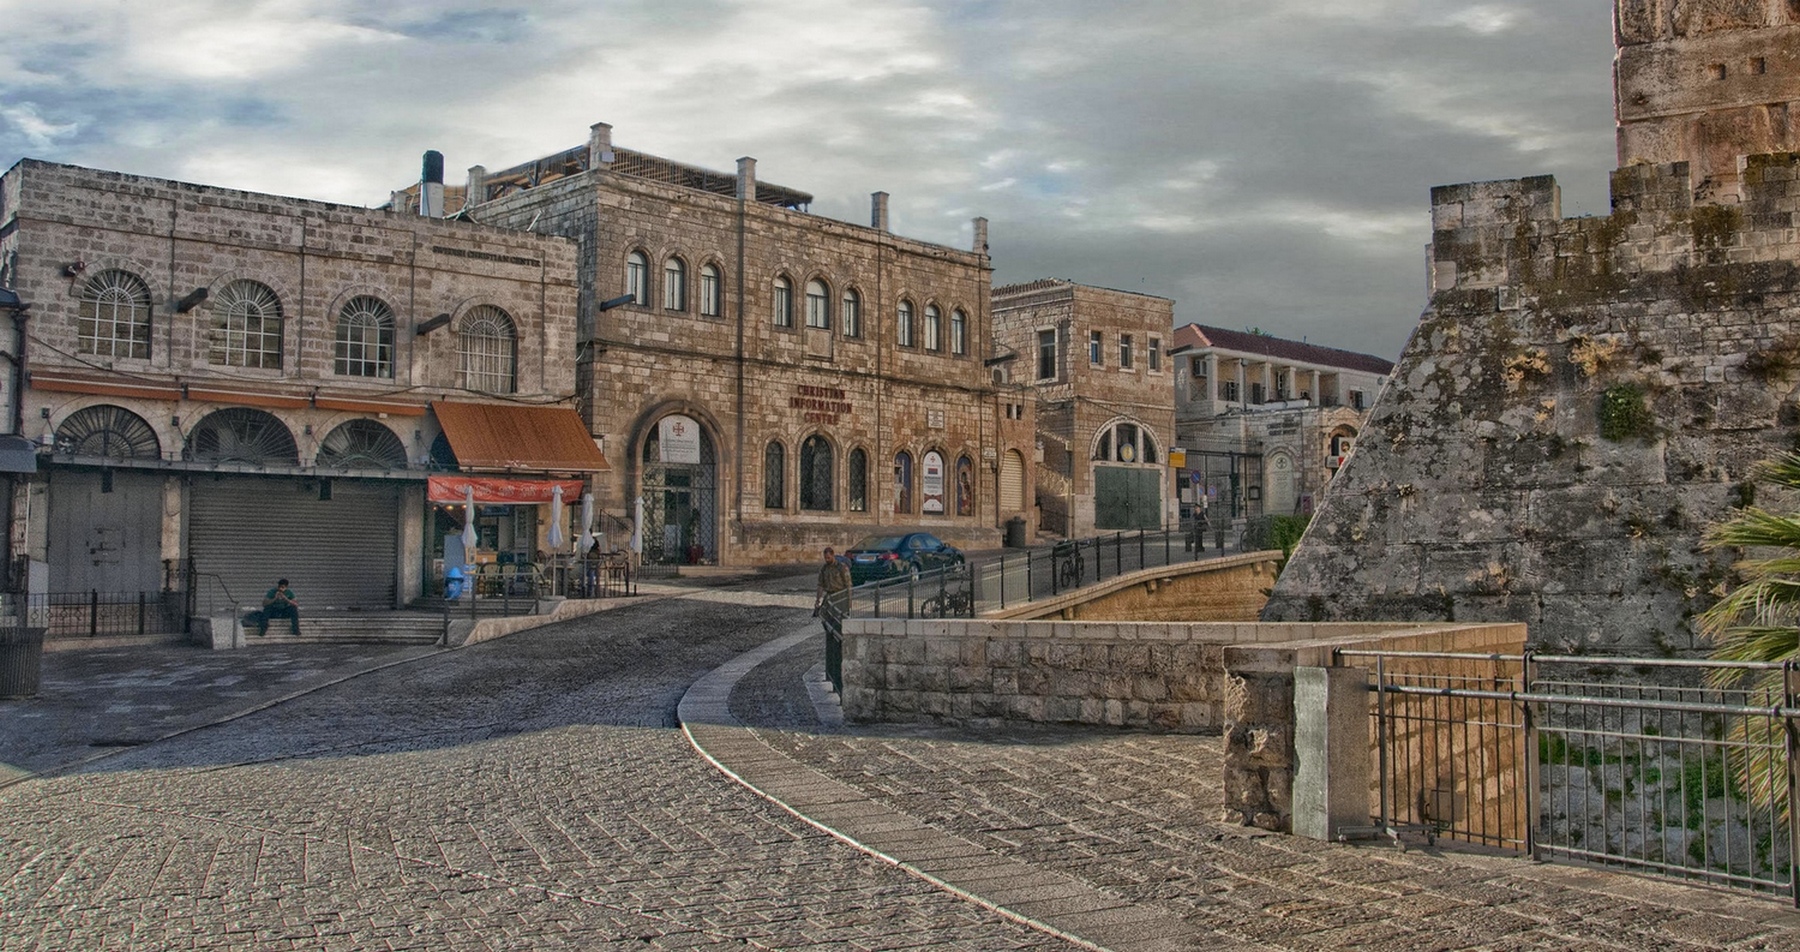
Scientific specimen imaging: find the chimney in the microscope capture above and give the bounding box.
[588,122,614,169]
[419,150,445,218]
[466,165,487,207]
[972,216,989,256]
[871,191,890,231]
[736,157,757,202]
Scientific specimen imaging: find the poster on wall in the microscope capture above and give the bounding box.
[659,415,702,464]
[922,451,946,514]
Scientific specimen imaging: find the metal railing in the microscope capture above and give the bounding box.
[837,522,1237,622]
[1338,649,1800,903]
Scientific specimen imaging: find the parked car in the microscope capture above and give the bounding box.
[845,531,964,584]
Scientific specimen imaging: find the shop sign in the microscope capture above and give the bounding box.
[790,384,853,425]
[428,475,584,504]
[922,451,946,514]
[660,414,702,464]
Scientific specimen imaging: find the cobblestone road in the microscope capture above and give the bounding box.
[0,579,1069,951]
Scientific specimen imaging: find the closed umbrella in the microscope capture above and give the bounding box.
[461,484,477,552]
[546,484,565,550]
[576,492,595,553]
[629,495,644,555]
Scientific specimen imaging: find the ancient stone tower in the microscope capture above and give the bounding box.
[1615,0,1800,201]
[1262,1,1800,653]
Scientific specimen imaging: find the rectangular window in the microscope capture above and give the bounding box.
[1148,337,1161,372]
[1037,330,1057,380]
[1221,380,1240,402]
[1351,389,1367,411]
[1089,331,1102,366]
[1120,334,1134,370]
[1250,382,1266,404]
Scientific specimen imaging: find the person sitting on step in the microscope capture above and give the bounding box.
[255,579,301,636]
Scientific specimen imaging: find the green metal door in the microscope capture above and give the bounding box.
[1093,465,1162,530]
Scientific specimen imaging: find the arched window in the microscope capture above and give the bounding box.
[805,279,830,330]
[763,441,786,509]
[956,454,975,516]
[699,263,722,317]
[1093,421,1157,464]
[54,405,160,459]
[457,305,517,394]
[663,257,687,312]
[626,251,649,306]
[772,276,793,327]
[334,295,394,378]
[800,434,834,510]
[77,270,152,359]
[317,419,408,469]
[924,305,942,352]
[950,308,968,356]
[842,289,862,339]
[209,279,283,369]
[847,447,868,512]
[894,451,914,514]
[187,407,298,465]
[897,300,915,348]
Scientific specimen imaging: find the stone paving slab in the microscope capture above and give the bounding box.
[701,623,1800,952]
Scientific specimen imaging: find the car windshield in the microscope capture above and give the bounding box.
[850,536,904,551]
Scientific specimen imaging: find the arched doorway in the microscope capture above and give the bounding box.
[641,414,718,565]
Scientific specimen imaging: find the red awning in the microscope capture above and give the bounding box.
[428,475,585,505]
[431,400,610,474]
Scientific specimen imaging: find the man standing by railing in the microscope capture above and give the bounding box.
[814,547,851,630]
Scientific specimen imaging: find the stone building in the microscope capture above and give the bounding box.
[0,158,603,620]
[1170,324,1391,523]
[1265,1,1800,653]
[992,280,1174,538]
[408,122,1032,565]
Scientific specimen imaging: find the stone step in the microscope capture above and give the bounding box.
[244,611,445,645]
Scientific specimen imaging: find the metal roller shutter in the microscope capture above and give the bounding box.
[999,450,1025,513]
[189,477,400,610]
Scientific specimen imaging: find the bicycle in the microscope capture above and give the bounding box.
[1054,541,1084,589]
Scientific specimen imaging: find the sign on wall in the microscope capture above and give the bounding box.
[922,451,946,514]
[659,415,702,464]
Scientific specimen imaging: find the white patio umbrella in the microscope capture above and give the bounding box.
[629,495,644,554]
[461,484,477,552]
[546,484,566,550]
[576,492,595,553]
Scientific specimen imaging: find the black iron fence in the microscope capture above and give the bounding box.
[1339,649,1800,903]
[16,590,189,637]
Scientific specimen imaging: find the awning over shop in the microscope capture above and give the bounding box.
[428,475,585,505]
[430,400,610,474]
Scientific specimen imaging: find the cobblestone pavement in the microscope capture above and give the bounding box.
[8,575,1800,951]
[0,581,1068,951]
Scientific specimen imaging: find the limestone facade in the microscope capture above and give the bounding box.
[443,123,1033,565]
[992,280,1174,539]
[1170,325,1391,522]
[1265,6,1800,655]
[0,159,582,616]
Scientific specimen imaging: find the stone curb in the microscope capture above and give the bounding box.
[679,624,1238,952]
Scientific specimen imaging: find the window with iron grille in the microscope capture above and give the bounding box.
[842,289,861,338]
[800,434,834,510]
[924,305,942,351]
[457,305,517,394]
[950,308,967,355]
[209,279,283,369]
[334,296,394,378]
[764,441,786,509]
[664,257,686,312]
[847,447,868,511]
[805,279,830,329]
[773,276,793,327]
[897,300,914,347]
[700,263,722,317]
[626,251,649,305]
[78,270,153,360]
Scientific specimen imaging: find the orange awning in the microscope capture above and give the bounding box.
[431,400,610,474]
[427,475,584,505]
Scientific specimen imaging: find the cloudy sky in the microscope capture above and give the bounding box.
[0,0,1620,358]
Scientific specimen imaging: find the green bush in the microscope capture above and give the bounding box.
[1598,384,1655,442]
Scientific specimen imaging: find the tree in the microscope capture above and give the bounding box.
[1698,451,1800,816]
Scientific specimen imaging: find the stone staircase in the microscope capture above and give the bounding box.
[245,609,446,645]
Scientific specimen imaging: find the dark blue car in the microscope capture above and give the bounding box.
[845,531,964,584]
